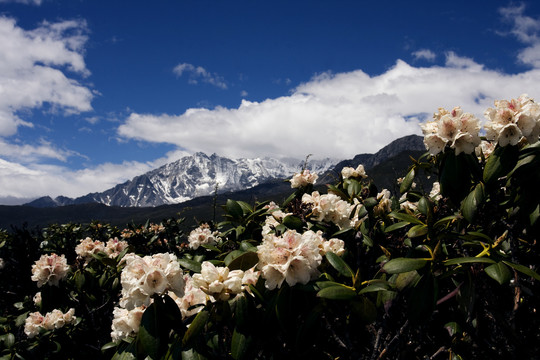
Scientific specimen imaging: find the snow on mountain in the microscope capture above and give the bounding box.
[27,153,337,208]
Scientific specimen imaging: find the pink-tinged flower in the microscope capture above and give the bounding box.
[302,191,364,230]
[192,262,244,301]
[104,237,129,258]
[421,106,481,155]
[31,253,70,287]
[187,224,222,250]
[341,164,368,179]
[168,274,208,319]
[257,230,324,290]
[110,305,146,341]
[484,94,540,146]
[24,308,77,338]
[290,170,318,188]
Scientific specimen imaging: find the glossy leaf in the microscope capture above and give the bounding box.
[444,257,496,266]
[383,258,428,274]
[400,168,415,194]
[503,261,540,281]
[485,262,512,285]
[483,145,519,184]
[178,258,202,273]
[182,310,209,347]
[226,199,244,220]
[282,215,304,232]
[407,224,428,238]
[461,183,485,223]
[227,251,259,271]
[317,286,357,300]
[384,221,410,233]
[389,212,424,225]
[231,328,251,360]
[325,251,354,278]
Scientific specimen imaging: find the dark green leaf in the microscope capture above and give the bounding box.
[444,257,496,266]
[484,145,519,184]
[503,261,540,281]
[227,251,259,271]
[231,329,251,360]
[445,322,461,337]
[363,197,378,209]
[282,215,304,232]
[351,297,377,324]
[357,282,390,295]
[224,250,243,267]
[182,310,209,347]
[417,196,431,216]
[383,258,428,274]
[461,183,485,223]
[226,199,244,220]
[347,179,362,197]
[389,212,424,225]
[407,224,428,238]
[325,252,354,278]
[400,168,415,194]
[137,303,162,360]
[485,262,512,285]
[317,286,357,300]
[178,258,202,273]
[384,221,410,233]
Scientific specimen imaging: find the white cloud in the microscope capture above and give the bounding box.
[173,63,227,89]
[499,3,540,67]
[0,138,80,163]
[0,0,42,4]
[0,17,93,137]
[119,53,540,160]
[412,49,436,62]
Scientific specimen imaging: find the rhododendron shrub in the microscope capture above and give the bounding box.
[0,95,539,359]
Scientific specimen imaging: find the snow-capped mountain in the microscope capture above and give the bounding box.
[27,153,337,208]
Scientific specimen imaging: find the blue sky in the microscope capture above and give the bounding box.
[1,0,540,204]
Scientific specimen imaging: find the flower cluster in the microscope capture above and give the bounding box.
[341,164,368,179]
[75,237,129,264]
[31,253,70,288]
[484,94,540,146]
[121,223,165,239]
[192,261,259,301]
[257,229,343,290]
[119,253,185,310]
[374,189,392,217]
[110,306,146,342]
[302,191,363,230]
[262,205,291,235]
[421,106,481,155]
[290,169,318,188]
[168,274,208,319]
[187,224,222,250]
[24,308,76,338]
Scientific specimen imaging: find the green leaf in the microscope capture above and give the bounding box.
[445,322,461,337]
[417,196,431,216]
[484,145,519,184]
[224,250,243,266]
[382,258,428,274]
[137,303,162,360]
[503,261,540,281]
[444,257,496,266]
[461,183,485,223]
[317,286,357,300]
[315,281,351,290]
[350,297,377,324]
[388,212,424,225]
[282,215,304,232]
[357,282,390,295]
[182,310,209,347]
[485,262,512,285]
[407,224,428,238]
[231,329,251,360]
[400,168,415,194]
[346,179,362,197]
[181,348,206,360]
[178,258,202,273]
[325,252,354,278]
[363,197,378,209]
[227,251,259,271]
[394,270,421,290]
[384,221,410,233]
[226,199,244,220]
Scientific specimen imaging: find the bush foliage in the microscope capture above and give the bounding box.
[1,96,540,359]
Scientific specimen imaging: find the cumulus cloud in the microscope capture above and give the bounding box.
[118,51,540,160]
[499,3,540,67]
[0,17,93,137]
[173,63,227,89]
[0,139,80,163]
[412,49,436,62]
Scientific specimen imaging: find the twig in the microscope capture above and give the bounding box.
[377,320,409,360]
[429,346,446,359]
[370,327,383,360]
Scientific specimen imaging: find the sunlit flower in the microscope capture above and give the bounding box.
[24,308,76,338]
[33,292,42,306]
[187,224,222,250]
[110,305,146,341]
[302,191,363,230]
[374,189,392,217]
[0,258,4,270]
[104,237,129,258]
[341,164,368,179]
[168,274,208,319]
[290,170,318,188]
[322,238,346,256]
[31,253,70,287]
[192,262,244,301]
[429,182,442,201]
[421,106,481,155]
[475,140,496,159]
[257,230,324,290]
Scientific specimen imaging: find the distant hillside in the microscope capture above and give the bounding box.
[1,135,428,231]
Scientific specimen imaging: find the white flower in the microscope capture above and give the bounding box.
[25,309,76,338]
[75,237,105,262]
[341,164,368,179]
[31,253,70,288]
[111,306,146,341]
[0,258,4,270]
[168,274,208,319]
[188,224,222,250]
[429,182,442,201]
[484,94,540,146]
[119,253,185,310]
[302,191,363,230]
[322,238,346,257]
[33,292,42,306]
[475,140,496,159]
[374,189,392,217]
[104,237,129,258]
[257,230,324,290]
[290,170,318,188]
[192,262,244,301]
[421,106,481,155]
